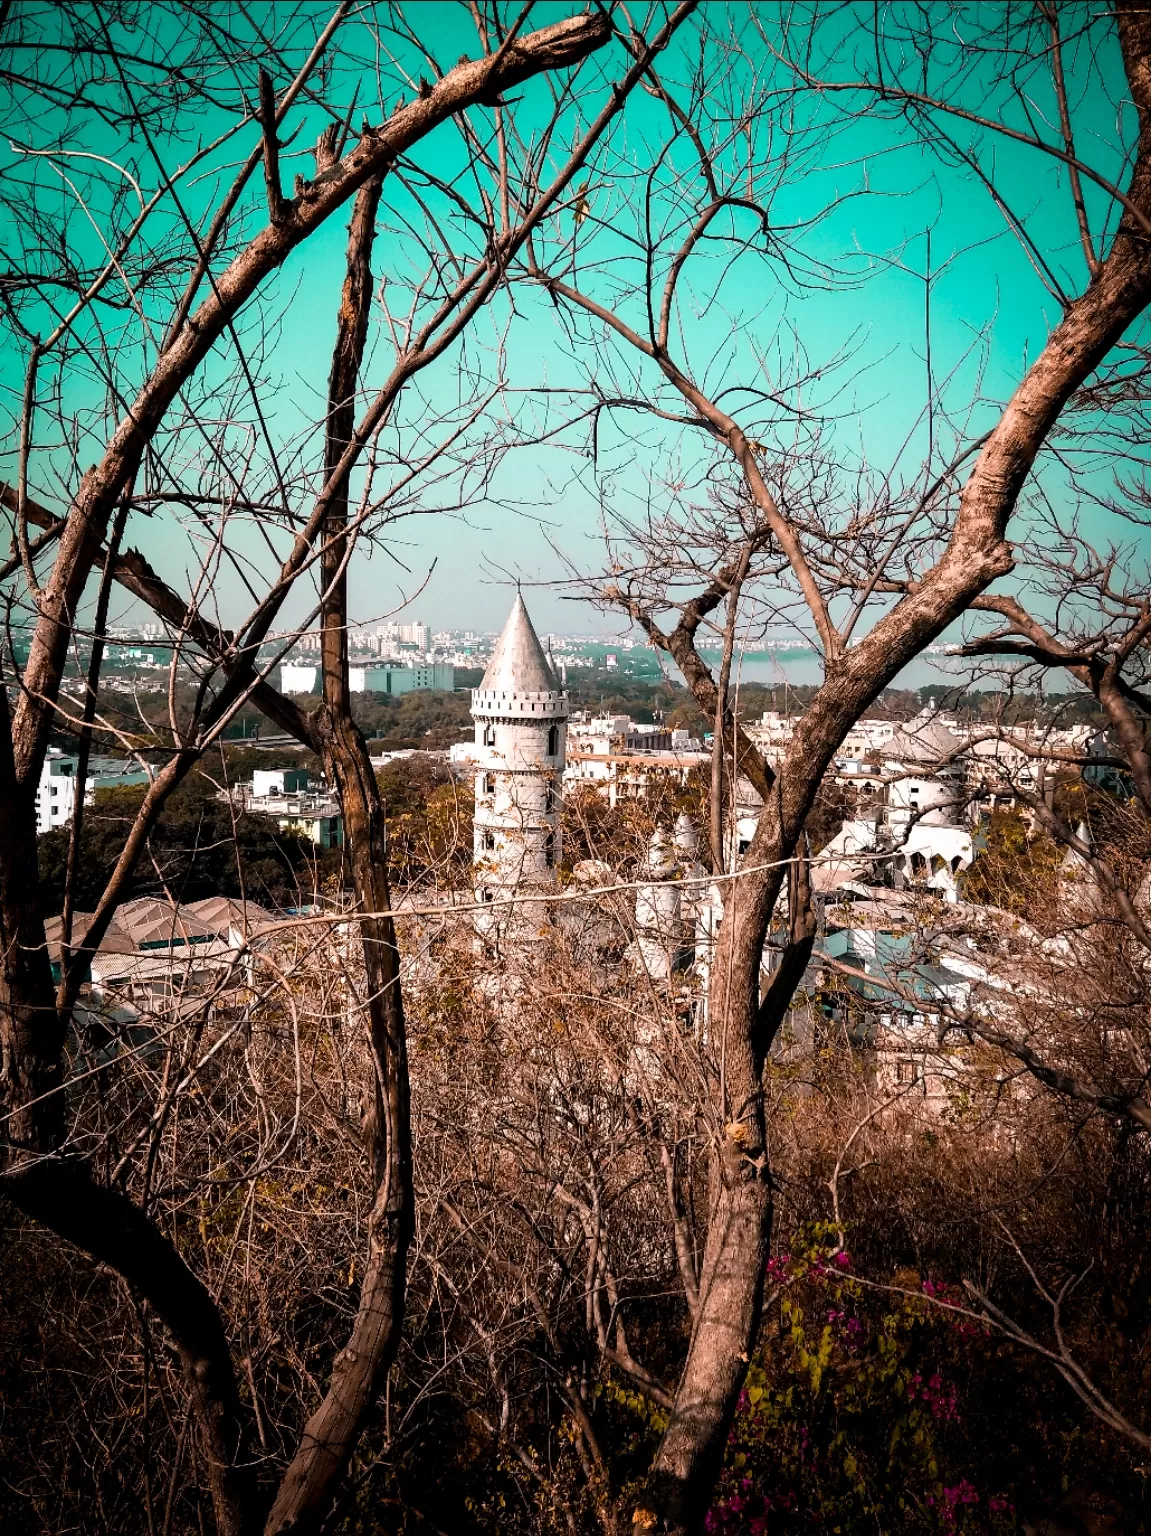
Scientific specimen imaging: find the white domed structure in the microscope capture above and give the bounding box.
[886,773,957,828]
[471,595,568,943]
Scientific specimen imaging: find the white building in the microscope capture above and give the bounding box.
[747,710,898,768]
[370,618,431,653]
[471,596,568,944]
[252,767,313,798]
[568,714,632,752]
[227,767,343,847]
[745,710,797,760]
[817,815,974,903]
[564,745,710,807]
[36,751,84,833]
[281,662,319,694]
[349,662,454,694]
[886,773,958,828]
[840,717,898,757]
[564,713,707,807]
[35,749,150,835]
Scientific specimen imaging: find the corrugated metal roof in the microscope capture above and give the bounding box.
[44,912,135,964]
[116,898,215,948]
[185,895,276,934]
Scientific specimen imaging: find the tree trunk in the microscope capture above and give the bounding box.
[261,705,413,1534]
[2,1159,258,1536]
[1,20,616,1533]
[641,85,1151,1513]
[0,680,66,1155]
[264,172,414,1534]
[646,1164,772,1531]
[645,825,784,1532]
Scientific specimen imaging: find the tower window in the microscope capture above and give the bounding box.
[544,830,556,867]
[483,723,496,747]
[547,724,558,756]
[481,829,496,851]
[482,772,495,796]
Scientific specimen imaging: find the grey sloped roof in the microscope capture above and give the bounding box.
[886,715,964,764]
[115,898,215,948]
[185,895,276,935]
[44,912,135,964]
[480,595,559,692]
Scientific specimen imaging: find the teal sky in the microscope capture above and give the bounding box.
[2,2,1146,654]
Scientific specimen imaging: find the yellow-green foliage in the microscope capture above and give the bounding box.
[962,809,1061,914]
[707,1230,1013,1534]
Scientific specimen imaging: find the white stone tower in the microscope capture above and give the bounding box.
[633,827,682,980]
[471,595,568,942]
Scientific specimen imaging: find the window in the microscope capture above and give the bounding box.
[546,782,558,813]
[480,888,494,904]
[481,772,495,796]
[547,724,558,756]
[896,1058,924,1087]
[544,830,556,867]
[483,723,496,747]
[481,829,496,851]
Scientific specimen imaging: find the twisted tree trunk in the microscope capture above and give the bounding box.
[265,171,414,1535]
[642,14,1151,1517]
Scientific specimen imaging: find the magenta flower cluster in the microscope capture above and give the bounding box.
[922,1278,987,1338]
[826,1307,865,1347]
[908,1370,960,1422]
[766,1248,852,1282]
[925,1479,982,1526]
[705,1474,794,1533]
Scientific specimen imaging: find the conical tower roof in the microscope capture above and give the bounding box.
[888,712,962,763]
[480,594,559,693]
[1061,819,1096,876]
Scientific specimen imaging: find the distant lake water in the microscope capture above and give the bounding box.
[690,648,976,691]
